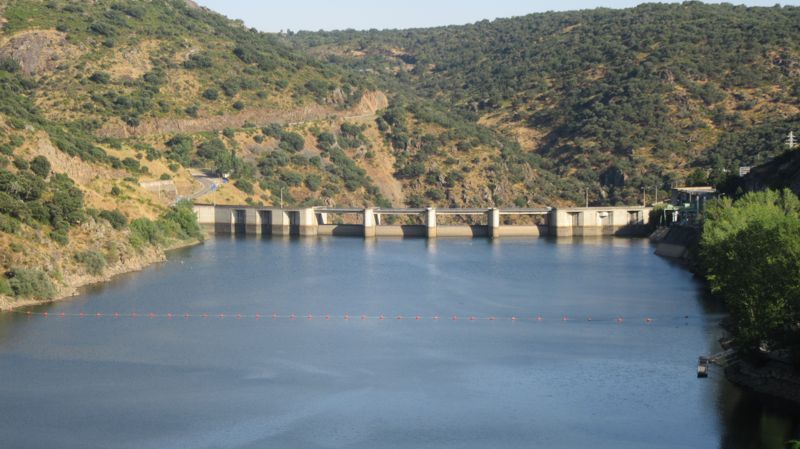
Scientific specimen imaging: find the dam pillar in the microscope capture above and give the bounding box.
[245,208,261,235]
[426,207,437,239]
[299,208,318,236]
[271,209,290,236]
[549,209,573,237]
[488,208,501,238]
[363,208,376,238]
[213,206,234,234]
[316,212,328,225]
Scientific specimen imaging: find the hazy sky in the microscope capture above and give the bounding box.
[195,0,799,32]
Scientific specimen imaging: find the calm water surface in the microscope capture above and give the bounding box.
[0,236,797,448]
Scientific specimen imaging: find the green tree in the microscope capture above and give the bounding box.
[701,190,800,358]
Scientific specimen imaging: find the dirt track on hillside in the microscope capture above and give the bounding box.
[96,91,388,139]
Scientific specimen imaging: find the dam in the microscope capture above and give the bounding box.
[193,204,652,238]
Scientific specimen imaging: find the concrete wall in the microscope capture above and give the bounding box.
[495,225,544,237]
[550,207,651,237]
[375,225,426,238]
[437,225,489,238]
[318,224,364,237]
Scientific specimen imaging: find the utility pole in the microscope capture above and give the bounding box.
[641,186,646,207]
[280,187,284,208]
[585,188,589,208]
[654,184,658,204]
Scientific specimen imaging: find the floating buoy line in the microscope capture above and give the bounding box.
[0,309,701,326]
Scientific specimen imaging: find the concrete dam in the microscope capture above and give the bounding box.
[194,205,653,238]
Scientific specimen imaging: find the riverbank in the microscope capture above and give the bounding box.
[652,226,800,408]
[726,359,800,410]
[0,238,202,311]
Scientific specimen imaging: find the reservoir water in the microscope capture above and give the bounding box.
[0,236,798,448]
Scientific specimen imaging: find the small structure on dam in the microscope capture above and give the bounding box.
[194,205,652,238]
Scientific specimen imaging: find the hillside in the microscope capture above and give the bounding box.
[288,2,800,203]
[2,1,800,305]
[0,0,398,306]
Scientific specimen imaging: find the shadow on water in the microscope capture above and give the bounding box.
[717,379,800,449]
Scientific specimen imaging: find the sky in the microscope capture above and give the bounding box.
[195,0,800,33]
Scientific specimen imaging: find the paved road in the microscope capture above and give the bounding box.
[175,172,223,204]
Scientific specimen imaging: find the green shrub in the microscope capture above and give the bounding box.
[0,213,18,233]
[232,101,245,111]
[220,78,240,97]
[305,174,321,191]
[30,156,51,178]
[0,277,12,296]
[235,179,254,194]
[158,201,202,241]
[111,185,122,196]
[89,22,115,37]
[7,268,56,299]
[183,52,213,69]
[261,124,283,138]
[50,230,69,245]
[98,209,127,230]
[13,158,29,170]
[89,72,111,84]
[280,132,305,152]
[121,157,141,172]
[47,174,85,227]
[160,173,171,180]
[129,218,162,248]
[0,57,21,73]
[425,188,444,201]
[282,171,303,186]
[75,250,106,276]
[201,88,219,100]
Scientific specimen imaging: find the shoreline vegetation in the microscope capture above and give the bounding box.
[0,237,201,311]
[701,189,800,409]
[0,201,204,311]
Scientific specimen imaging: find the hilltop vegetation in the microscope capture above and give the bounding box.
[289,2,800,203]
